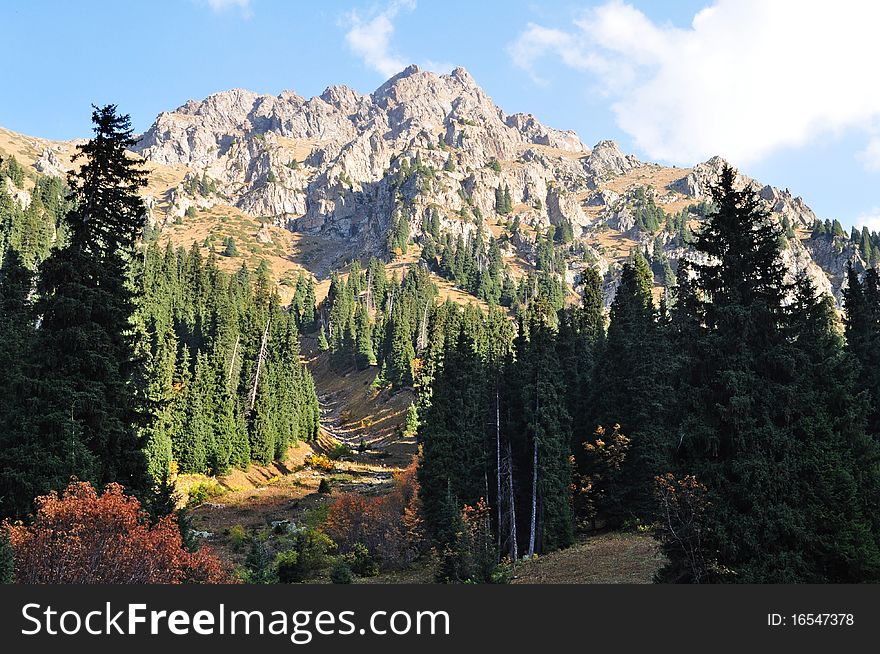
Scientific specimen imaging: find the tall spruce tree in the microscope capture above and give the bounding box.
[418,325,488,546]
[25,105,150,502]
[589,251,667,523]
[661,164,880,582]
[514,306,574,553]
[354,301,375,369]
[844,263,880,438]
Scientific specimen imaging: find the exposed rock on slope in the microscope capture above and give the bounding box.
[2,67,868,305]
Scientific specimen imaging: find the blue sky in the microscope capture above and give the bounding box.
[2,0,879,230]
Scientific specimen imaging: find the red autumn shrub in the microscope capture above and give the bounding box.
[4,481,231,584]
[323,457,426,569]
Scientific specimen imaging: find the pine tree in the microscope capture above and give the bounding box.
[418,327,488,545]
[589,251,666,523]
[318,325,330,351]
[0,250,97,516]
[404,402,419,437]
[250,382,276,465]
[387,314,415,389]
[141,328,177,482]
[177,351,208,474]
[558,267,605,448]
[515,308,574,552]
[844,263,880,437]
[25,105,150,500]
[354,301,375,369]
[659,164,880,582]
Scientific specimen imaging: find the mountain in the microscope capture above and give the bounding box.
[1,65,873,304]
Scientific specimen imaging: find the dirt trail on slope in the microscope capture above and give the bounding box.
[185,332,418,566]
[301,333,417,468]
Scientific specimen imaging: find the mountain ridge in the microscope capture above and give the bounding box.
[1,66,872,305]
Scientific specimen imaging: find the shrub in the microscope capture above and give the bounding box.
[328,443,352,460]
[228,525,247,549]
[185,206,197,219]
[0,530,12,584]
[434,498,496,584]
[573,424,630,528]
[4,481,230,583]
[318,478,332,494]
[490,560,512,584]
[653,473,718,583]
[275,529,335,583]
[302,505,330,530]
[304,453,334,472]
[274,549,301,583]
[345,543,379,577]
[323,458,426,570]
[242,532,275,584]
[330,559,354,584]
[186,480,225,508]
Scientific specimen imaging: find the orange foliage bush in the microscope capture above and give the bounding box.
[323,457,425,569]
[304,453,335,472]
[4,481,231,584]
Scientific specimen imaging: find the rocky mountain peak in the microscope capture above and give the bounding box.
[118,68,865,303]
[320,85,362,111]
[587,139,639,178]
[449,66,476,88]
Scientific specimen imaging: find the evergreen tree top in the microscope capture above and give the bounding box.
[68,105,147,258]
[693,163,788,330]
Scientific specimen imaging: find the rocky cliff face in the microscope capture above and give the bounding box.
[134,65,586,241]
[9,65,863,304]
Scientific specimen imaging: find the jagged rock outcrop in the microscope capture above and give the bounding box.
[672,156,816,228]
[134,64,595,248]
[123,67,876,304]
[586,140,640,179]
[34,148,64,177]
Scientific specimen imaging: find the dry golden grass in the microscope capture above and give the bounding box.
[158,205,317,303]
[511,532,665,584]
[275,136,324,164]
[592,229,639,259]
[514,143,589,161]
[601,163,691,196]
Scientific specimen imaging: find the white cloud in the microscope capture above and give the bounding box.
[859,134,880,172]
[856,208,880,233]
[508,23,608,86]
[509,0,880,168]
[343,1,416,78]
[201,0,252,16]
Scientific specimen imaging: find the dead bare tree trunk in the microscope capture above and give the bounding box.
[228,335,240,386]
[505,441,518,563]
[495,386,502,555]
[248,319,270,411]
[528,438,538,558]
[416,300,429,354]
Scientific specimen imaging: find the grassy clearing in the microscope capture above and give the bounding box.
[511,532,665,584]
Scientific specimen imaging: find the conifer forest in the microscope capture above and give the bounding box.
[2,98,880,586]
